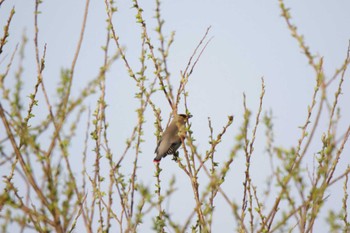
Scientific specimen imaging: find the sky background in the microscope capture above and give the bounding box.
[1,0,350,232]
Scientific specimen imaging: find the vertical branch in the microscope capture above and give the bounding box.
[303,42,350,232]
[128,31,149,222]
[327,41,350,134]
[132,0,173,109]
[33,2,64,231]
[0,7,15,56]
[175,27,212,112]
[0,103,50,215]
[11,32,27,123]
[104,0,160,118]
[101,27,115,233]
[207,117,215,231]
[155,0,175,102]
[240,93,252,231]
[243,78,265,232]
[90,97,105,232]
[262,52,322,233]
[82,108,92,232]
[154,163,165,232]
[279,0,318,72]
[342,172,349,233]
[179,135,207,231]
[45,0,90,157]
[1,44,18,99]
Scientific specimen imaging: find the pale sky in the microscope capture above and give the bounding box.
[1,0,350,232]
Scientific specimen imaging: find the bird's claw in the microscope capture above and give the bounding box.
[172,152,179,162]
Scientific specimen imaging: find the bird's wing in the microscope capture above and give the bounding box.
[154,139,162,154]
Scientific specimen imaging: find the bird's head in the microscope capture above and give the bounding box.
[177,114,192,120]
[174,114,192,138]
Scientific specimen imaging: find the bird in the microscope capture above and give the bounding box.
[154,114,192,163]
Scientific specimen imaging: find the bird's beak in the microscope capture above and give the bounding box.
[187,114,193,119]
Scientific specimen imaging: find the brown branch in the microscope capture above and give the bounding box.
[326,40,350,87]
[0,43,18,86]
[132,0,173,109]
[175,26,212,112]
[0,7,15,56]
[0,102,50,211]
[44,0,90,158]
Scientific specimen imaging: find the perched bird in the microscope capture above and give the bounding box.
[154,114,192,163]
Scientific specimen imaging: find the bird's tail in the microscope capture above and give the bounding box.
[153,156,161,163]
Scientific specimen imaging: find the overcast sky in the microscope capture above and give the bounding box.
[1,0,350,232]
